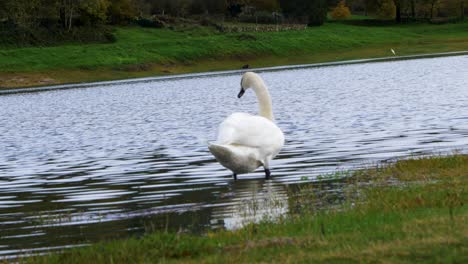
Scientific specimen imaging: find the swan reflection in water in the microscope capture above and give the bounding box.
[210,179,288,230]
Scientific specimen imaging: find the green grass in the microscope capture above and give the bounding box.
[2,22,468,71]
[1,21,468,88]
[20,154,468,263]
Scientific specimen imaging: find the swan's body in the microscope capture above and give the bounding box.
[209,72,284,179]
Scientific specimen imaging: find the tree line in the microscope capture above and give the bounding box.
[0,0,332,30]
[350,0,467,22]
[0,0,466,45]
[1,0,466,29]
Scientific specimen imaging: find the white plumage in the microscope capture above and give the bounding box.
[209,72,284,179]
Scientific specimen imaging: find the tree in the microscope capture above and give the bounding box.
[80,0,110,24]
[132,0,151,17]
[279,0,308,18]
[362,0,402,21]
[249,0,281,11]
[379,0,397,19]
[190,0,227,15]
[426,0,440,18]
[308,0,328,25]
[331,0,352,19]
[227,0,245,17]
[410,0,416,18]
[226,0,280,16]
[393,0,401,22]
[2,0,42,29]
[150,0,192,17]
[440,0,468,19]
[59,0,82,31]
[108,0,137,24]
[459,0,467,19]
[279,0,328,25]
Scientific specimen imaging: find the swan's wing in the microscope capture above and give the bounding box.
[216,113,284,155]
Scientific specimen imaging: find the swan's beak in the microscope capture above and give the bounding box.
[237,88,245,98]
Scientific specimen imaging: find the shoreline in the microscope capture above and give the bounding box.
[1,50,468,95]
[25,154,468,263]
[3,21,468,92]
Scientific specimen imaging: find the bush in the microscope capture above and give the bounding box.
[279,0,327,26]
[239,11,284,24]
[108,0,137,25]
[330,1,351,20]
[0,22,116,47]
[199,17,226,31]
[308,0,328,26]
[135,17,166,28]
[378,0,396,19]
[236,33,257,41]
[104,31,117,43]
[152,15,198,26]
[79,0,110,25]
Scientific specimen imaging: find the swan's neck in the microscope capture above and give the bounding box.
[251,78,274,121]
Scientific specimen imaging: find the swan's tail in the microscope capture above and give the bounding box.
[208,142,232,164]
[208,142,261,174]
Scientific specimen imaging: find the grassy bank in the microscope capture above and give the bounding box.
[1,21,468,89]
[21,154,467,263]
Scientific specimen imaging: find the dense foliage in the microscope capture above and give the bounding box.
[331,1,352,19]
[0,0,467,46]
[350,0,468,22]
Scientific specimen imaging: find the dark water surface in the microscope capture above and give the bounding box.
[1,56,468,257]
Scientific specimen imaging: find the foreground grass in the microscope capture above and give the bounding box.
[1,21,468,88]
[21,155,467,263]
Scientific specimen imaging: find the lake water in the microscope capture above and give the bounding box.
[1,56,467,257]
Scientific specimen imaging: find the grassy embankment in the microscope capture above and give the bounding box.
[22,154,467,263]
[1,21,468,88]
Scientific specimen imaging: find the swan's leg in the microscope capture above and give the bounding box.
[263,159,271,179]
[233,173,237,180]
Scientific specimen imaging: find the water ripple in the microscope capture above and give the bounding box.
[0,56,467,256]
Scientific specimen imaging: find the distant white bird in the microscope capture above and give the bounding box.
[208,72,284,180]
[391,48,396,56]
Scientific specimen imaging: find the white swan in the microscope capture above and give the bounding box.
[208,72,284,180]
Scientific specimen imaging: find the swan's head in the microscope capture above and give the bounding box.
[238,72,259,98]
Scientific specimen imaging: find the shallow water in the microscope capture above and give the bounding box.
[1,56,468,257]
